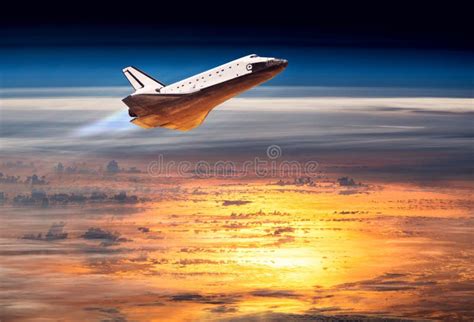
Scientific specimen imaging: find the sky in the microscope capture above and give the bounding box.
[1,46,473,89]
[1,41,473,179]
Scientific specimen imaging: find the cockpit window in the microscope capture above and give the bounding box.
[249,54,258,58]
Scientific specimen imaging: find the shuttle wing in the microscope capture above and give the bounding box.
[131,109,211,131]
[123,91,211,131]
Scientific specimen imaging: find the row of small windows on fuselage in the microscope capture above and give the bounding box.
[173,63,241,90]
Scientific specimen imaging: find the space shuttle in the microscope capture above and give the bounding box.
[122,54,288,130]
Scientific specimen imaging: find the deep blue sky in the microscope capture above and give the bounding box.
[1,46,472,90]
[1,1,472,91]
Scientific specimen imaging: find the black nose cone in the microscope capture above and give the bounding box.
[266,58,288,69]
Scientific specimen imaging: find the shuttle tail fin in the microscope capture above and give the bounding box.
[122,66,165,91]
